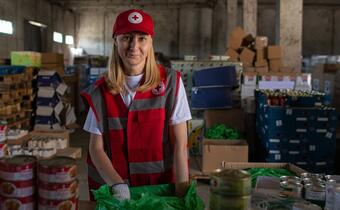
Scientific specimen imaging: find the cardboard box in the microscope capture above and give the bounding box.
[30,130,70,147]
[255,60,268,67]
[202,140,248,173]
[255,66,269,74]
[255,36,268,49]
[221,162,307,175]
[241,85,256,98]
[280,66,293,73]
[204,108,245,131]
[243,67,255,73]
[269,59,282,72]
[256,49,266,62]
[239,48,255,65]
[267,46,282,59]
[228,27,246,50]
[225,48,239,60]
[41,53,64,64]
[11,51,41,67]
[41,64,65,76]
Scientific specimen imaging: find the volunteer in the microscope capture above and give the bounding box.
[81,9,191,201]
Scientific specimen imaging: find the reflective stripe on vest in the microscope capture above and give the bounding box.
[108,117,127,130]
[129,160,164,175]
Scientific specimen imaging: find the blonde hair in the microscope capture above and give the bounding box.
[105,41,161,94]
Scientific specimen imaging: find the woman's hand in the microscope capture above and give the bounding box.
[111,183,131,201]
[175,181,190,197]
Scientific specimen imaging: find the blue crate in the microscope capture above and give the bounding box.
[191,86,232,109]
[35,115,59,125]
[36,96,60,107]
[192,66,237,87]
[37,73,61,88]
[0,65,25,75]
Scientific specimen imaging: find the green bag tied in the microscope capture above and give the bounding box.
[93,181,205,210]
[204,124,241,139]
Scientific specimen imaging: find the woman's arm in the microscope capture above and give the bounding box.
[170,122,189,197]
[89,133,124,185]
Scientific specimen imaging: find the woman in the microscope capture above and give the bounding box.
[81,9,191,201]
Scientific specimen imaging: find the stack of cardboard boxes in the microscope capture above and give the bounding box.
[41,53,65,76]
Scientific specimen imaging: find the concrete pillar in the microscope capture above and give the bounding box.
[199,8,212,59]
[243,0,257,36]
[227,0,238,40]
[212,0,227,54]
[275,0,303,72]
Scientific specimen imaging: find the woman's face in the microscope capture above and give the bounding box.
[115,32,152,74]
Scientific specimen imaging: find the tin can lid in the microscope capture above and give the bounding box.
[4,155,37,166]
[211,169,250,180]
[39,156,76,168]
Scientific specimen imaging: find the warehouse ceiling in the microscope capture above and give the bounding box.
[48,0,340,11]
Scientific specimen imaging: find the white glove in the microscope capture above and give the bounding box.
[111,183,131,201]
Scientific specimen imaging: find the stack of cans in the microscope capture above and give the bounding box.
[324,175,340,210]
[38,157,78,210]
[209,169,251,210]
[0,155,37,210]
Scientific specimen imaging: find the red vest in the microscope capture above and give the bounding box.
[81,65,180,200]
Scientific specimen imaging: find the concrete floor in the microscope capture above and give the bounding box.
[70,121,210,206]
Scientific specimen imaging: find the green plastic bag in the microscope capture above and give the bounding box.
[93,181,205,210]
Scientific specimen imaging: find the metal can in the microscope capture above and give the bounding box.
[38,157,77,183]
[280,181,303,198]
[334,184,340,210]
[0,195,35,210]
[304,183,326,207]
[38,196,78,210]
[325,175,340,181]
[280,176,301,183]
[0,179,34,198]
[210,169,251,196]
[292,201,322,210]
[38,179,78,200]
[0,155,36,181]
[209,191,250,210]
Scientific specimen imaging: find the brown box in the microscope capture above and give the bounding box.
[255,36,268,49]
[41,63,65,76]
[221,162,307,176]
[41,53,64,64]
[228,27,246,50]
[255,66,269,74]
[267,46,282,59]
[243,67,255,73]
[255,60,268,67]
[269,59,282,72]
[280,66,293,73]
[256,49,266,62]
[202,140,248,173]
[30,130,70,147]
[226,48,239,60]
[204,108,245,131]
[240,48,255,65]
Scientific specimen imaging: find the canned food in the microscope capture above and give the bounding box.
[280,176,301,183]
[0,155,36,181]
[293,201,322,210]
[305,183,326,201]
[38,157,77,183]
[280,181,303,198]
[0,195,35,210]
[325,181,339,210]
[334,185,340,210]
[210,169,251,196]
[38,196,78,210]
[0,179,34,197]
[39,179,78,200]
[0,143,7,158]
[325,175,340,181]
[209,191,250,210]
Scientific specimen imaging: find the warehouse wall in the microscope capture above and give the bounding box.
[0,0,76,61]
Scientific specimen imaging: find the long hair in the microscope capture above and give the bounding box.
[105,41,161,94]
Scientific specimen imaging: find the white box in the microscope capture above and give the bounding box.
[38,87,56,98]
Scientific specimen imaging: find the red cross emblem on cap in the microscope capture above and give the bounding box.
[128,12,143,24]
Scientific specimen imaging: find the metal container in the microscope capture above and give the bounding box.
[280,176,301,183]
[0,155,36,181]
[210,169,251,196]
[39,179,79,200]
[38,157,77,183]
[0,195,35,210]
[304,182,326,208]
[209,191,250,210]
[280,181,303,198]
[292,201,322,210]
[0,179,35,198]
[38,196,78,210]
[325,175,340,181]
[334,184,340,210]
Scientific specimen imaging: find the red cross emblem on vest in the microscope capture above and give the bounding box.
[152,81,165,95]
[128,12,143,24]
